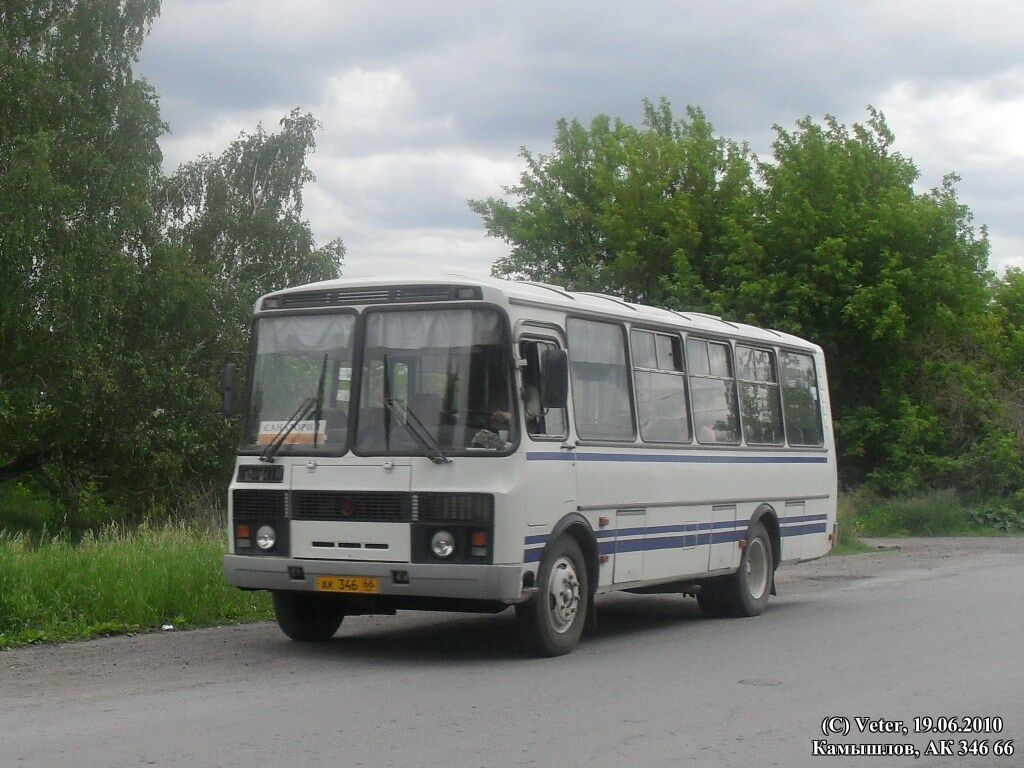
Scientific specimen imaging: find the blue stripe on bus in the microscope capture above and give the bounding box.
[530,514,827,544]
[526,451,828,464]
[522,518,828,562]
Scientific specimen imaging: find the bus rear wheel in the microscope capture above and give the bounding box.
[272,591,345,641]
[698,519,773,618]
[515,536,589,657]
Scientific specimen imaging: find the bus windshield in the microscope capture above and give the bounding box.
[355,308,515,456]
[243,314,356,454]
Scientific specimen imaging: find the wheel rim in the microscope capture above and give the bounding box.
[745,538,769,600]
[546,556,581,634]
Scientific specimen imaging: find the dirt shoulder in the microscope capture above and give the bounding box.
[777,535,1022,597]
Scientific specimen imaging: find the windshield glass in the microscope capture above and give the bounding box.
[356,308,515,455]
[243,314,355,454]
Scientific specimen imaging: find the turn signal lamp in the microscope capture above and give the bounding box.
[470,530,488,558]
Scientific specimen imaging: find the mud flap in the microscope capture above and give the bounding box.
[585,592,598,632]
[770,569,778,596]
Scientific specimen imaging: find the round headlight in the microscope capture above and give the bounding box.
[430,529,455,558]
[256,524,276,551]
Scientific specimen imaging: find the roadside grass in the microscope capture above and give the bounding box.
[0,523,272,650]
[838,488,1024,541]
[830,493,875,555]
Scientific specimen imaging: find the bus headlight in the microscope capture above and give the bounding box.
[256,525,277,551]
[430,530,455,558]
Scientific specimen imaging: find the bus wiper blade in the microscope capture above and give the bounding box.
[383,399,451,465]
[403,402,451,464]
[312,353,329,450]
[259,396,317,463]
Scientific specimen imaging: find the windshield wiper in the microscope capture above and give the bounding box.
[382,354,451,465]
[382,398,451,465]
[259,397,316,463]
[312,354,329,450]
[261,354,330,462]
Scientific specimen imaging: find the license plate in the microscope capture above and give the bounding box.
[315,576,379,594]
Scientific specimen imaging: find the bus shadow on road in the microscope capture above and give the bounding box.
[286,593,729,663]
[314,611,525,662]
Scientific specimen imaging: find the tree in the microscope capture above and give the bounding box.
[739,112,999,490]
[0,4,345,528]
[473,100,1020,496]
[472,99,755,310]
[0,0,167,501]
[159,109,344,354]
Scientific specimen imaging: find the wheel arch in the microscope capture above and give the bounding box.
[549,513,600,596]
[750,503,781,572]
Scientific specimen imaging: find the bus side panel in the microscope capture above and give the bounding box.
[577,449,834,581]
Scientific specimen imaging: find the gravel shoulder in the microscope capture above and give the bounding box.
[1,536,1020,710]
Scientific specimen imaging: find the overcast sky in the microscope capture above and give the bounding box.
[137,0,1024,279]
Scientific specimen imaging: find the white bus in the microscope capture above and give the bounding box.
[222,276,836,656]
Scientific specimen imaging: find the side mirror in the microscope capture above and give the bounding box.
[221,363,238,417]
[540,348,568,409]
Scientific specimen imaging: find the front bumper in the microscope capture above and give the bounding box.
[223,555,526,602]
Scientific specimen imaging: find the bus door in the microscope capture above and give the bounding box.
[518,335,575,529]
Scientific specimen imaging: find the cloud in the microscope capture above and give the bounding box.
[139,0,1024,276]
[877,70,1024,271]
[880,72,1024,170]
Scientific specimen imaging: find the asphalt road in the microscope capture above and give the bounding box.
[1,538,1021,768]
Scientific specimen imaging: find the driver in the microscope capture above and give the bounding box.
[471,410,512,450]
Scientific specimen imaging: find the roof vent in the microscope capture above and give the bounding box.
[264,284,482,310]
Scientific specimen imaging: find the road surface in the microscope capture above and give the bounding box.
[1,538,1021,767]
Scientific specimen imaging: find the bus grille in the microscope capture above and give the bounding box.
[232,489,287,518]
[417,493,494,523]
[291,491,410,522]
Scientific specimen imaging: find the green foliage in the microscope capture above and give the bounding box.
[0,480,62,534]
[0,522,271,648]
[1,0,168,502]
[0,3,343,529]
[833,493,873,554]
[839,488,1020,537]
[159,108,344,353]
[473,99,754,309]
[474,99,1024,500]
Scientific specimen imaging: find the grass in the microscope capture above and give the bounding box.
[0,522,272,650]
[834,488,1024,551]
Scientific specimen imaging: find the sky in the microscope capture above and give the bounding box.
[137,0,1024,279]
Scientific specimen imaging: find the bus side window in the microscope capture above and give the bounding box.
[736,345,784,445]
[631,329,690,443]
[519,340,567,438]
[686,337,741,444]
[779,351,825,446]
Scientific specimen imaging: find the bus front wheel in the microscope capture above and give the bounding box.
[515,536,589,657]
[698,519,773,618]
[272,591,345,641]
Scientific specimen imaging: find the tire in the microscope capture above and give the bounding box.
[699,520,774,618]
[515,536,589,657]
[272,591,345,642]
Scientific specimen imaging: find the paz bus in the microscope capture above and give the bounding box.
[221,276,836,656]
